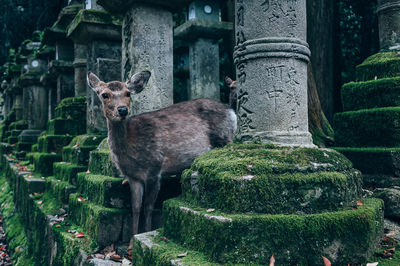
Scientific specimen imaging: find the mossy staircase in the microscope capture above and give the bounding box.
[132,144,384,265]
[28,96,87,177]
[333,52,400,188]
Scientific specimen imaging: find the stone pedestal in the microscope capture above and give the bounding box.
[99,0,191,114]
[68,8,122,133]
[377,0,400,51]
[175,13,233,100]
[233,0,313,146]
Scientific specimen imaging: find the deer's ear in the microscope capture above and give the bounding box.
[225,76,233,86]
[127,71,151,94]
[87,72,101,92]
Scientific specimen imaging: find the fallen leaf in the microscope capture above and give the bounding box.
[55,225,61,228]
[37,200,43,205]
[75,232,85,238]
[177,251,188,258]
[322,256,331,266]
[356,200,363,206]
[94,253,105,259]
[111,254,122,261]
[206,209,215,213]
[269,254,275,266]
[77,196,85,202]
[64,222,70,226]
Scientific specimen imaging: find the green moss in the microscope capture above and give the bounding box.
[32,152,62,176]
[37,134,73,153]
[45,176,76,205]
[333,147,400,176]
[53,162,87,184]
[68,193,131,247]
[31,143,38,152]
[341,77,400,111]
[55,96,86,120]
[88,150,120,177]
[0,175,34,266]
[132,230,217,266]
[8,135,18,144]
[11,129,23,136]
[76,173,130,208]
[66,134,105,147]
[163,197,383,265]
[356,52,400,81]
[47,118,86,135]
[67,9,122,37]
[182,169,361,214]
[334,107,400,147]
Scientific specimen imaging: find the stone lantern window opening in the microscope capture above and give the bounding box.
[31,60,39,68]
[187,0,221,21]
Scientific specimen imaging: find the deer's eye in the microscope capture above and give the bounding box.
[126,92,131,97]
[101,93,109,99]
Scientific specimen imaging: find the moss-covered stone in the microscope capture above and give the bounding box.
[47,118,86,136]
[37,134,73,153]
[341,77,400,112]
[53,162,87,185]
[55,96,86,120]
[163,197,383,265]
[356,52,400,81]
[8,135,18,144]
[15,142,34,152]
[0,175,34,266]
[62,145,100,166]
[333,147,400,176]
[132,230,215,266]
[9,120,28,130]
[334,107,400,147]
[76,173,130,208]
[0,143,13,155]
[88,150,120,177]
[32,152,62,176]
[11,129,22,136]
[68,193,131,247]
[45,176,76,205]
[31,143,38,152]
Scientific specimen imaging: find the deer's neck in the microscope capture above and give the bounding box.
[107,119,128,152]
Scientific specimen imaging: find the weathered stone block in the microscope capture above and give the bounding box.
[356,52,400,81]
[334,107,400,147]
[15,142,34,152]
[341,77,400,112]
[37,135,74,153]
[55,96,87,120]
[88,150,120,177]
[76,173,130,208]
[45,176,77,205]
[333,147,400,176]
[32,153,62,176]
[18,129,42,143]
[163,197,383,265]
[68,193,132,247]
[53,162,87,185]
[9,120,28,130]
[47,118,86,135]
[374,187,400,219]
[8,136,18,144]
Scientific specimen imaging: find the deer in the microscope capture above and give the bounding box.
[87,70,237,242]
[225,76,237,111]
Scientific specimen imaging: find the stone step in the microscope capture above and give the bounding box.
[11,129,22,136]
[7,135,18,144]
[341,77,400,112]
[37,134,74,153]
[162,197,383,265]
[31,143,38,152]
[334,107,400,147]
[15,142,34,152]
[31,152,62,176]
[46,176,77,205]
[88,150,120,177]
[68,193,132,247]
[47,118,86,135]
[8,120,28,130]
[76,173,130,209]
[54,162,87,185]
[55,96,87,120]
[356,52,400,82]
[62,134,106,165]
[132,230,214,266]
[333,147,400,176]
[182,144,360,214]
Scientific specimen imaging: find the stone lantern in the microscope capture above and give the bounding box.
[175,0,233,101]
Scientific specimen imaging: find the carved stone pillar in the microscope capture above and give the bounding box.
[377,0,400,51]
[234,0,314,146]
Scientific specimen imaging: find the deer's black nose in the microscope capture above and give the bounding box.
[118,106,128,116]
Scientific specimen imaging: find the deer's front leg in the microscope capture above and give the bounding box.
[128,179,144,235]
[143,175,161,232]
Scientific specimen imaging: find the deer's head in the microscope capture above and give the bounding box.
[87,71,151,122]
